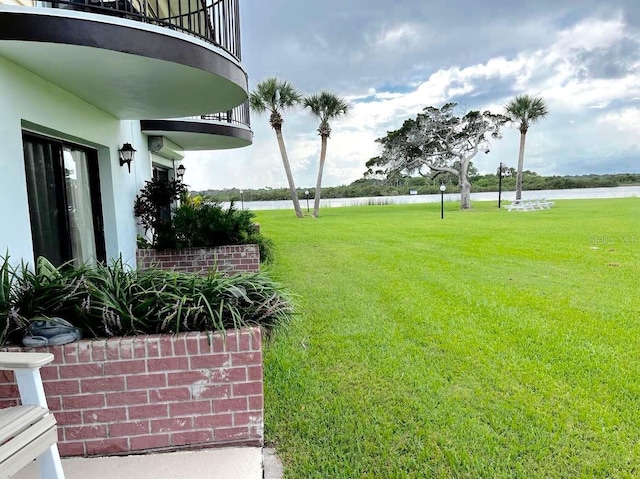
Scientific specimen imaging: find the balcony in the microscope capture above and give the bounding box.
[0,0,247,119]
[141,101,252,150]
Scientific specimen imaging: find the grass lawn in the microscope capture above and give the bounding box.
[255,198,640,478]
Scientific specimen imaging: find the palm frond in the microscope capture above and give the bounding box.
[504,94,549,127]
[303,91,349,133]
[250,77,301,115]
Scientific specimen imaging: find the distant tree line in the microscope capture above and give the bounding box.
[193,172,640,203]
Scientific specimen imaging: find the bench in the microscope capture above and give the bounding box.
[505,200,529,211]
[506,199,555,211]
[0,352,65,479]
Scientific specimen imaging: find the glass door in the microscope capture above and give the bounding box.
[23,132,106,267]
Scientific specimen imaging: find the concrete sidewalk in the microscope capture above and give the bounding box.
[14,447,265,479]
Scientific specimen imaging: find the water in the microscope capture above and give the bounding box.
[226,186,640,211]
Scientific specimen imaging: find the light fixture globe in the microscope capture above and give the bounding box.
[176,164,186,180]
[439,184,446,192]
[118,143,137,173]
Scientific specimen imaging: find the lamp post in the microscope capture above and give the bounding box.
[439,184,446,219]
[240,190,244,210]
[497,162,503,209]
[304,190,310,212]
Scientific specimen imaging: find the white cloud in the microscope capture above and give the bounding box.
[554,15,626,53]
[184,12,640,190]
[597,107,640,133]
[374,23,422,47]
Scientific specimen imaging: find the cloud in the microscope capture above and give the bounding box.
[183,3,640,191]
[373,23,422,48]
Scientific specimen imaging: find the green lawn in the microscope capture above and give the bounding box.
[255,198,640,478]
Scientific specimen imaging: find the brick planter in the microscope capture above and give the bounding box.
[0,328,263,457]
[136,245,260,275]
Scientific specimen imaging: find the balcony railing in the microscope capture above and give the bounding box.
[26,0,242,61]
[186,101,250,128]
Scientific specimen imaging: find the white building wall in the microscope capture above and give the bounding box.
[0,55,151,267]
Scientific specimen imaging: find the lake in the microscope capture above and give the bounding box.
[227,186,640,211]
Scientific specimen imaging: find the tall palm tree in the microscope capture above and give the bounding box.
[504,95,549,200]
[303,91,349,217]
[249,78,303,218]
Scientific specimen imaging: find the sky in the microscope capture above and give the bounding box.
[183,0,640,191]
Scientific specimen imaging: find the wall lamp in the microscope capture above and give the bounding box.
[176,164,186,181]
[118,143,136,173]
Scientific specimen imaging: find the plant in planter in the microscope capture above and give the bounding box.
[134,180,274,263]
[173,201,274,263]
[133,177,187,249]
[0,253,292,346]
[1,255,88,346]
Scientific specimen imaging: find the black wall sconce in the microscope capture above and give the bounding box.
[176,164,186,181]
[119,143,136,173]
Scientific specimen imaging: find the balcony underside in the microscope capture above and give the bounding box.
[141,119,252,150]
[0,9,247,119]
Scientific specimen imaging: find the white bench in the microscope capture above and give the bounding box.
[505,200,529,211]
[0,352,65,479]
[506,199,555,211]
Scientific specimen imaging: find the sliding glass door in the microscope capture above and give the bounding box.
[23,132,106,267]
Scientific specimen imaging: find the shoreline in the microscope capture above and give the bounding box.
[223,185,640,211]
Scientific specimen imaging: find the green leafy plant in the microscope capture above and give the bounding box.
[173,201,252,247]
[0,254,292,346]
[0,252,19,346]
[134,181,274,263]
[172,201,274,264]
[136,234,151,249]
[133,177,187,249]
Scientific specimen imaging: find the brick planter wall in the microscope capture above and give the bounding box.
[136,245,260,275]
[0,328,263,457]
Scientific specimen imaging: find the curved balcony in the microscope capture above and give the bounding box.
[141,101,252,151]
[0,0,247,119]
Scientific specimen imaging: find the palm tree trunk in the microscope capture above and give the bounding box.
[515,131,527,201]
[274,127,303,218]
[313,135,328,218]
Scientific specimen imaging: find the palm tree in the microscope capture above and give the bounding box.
[249,78,303,218]
[504,95,549,200]
[303,91,349,217]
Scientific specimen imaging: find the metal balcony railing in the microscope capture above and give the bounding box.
[184,101,251,128]
[34,0,241,61]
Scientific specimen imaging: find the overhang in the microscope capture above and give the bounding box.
[141,119,253,150]
[0,7,248,119]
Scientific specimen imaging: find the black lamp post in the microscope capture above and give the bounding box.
[304,190,310,212]
[240,190,244,210]
[439,184,446,219]
[497,162,503,209]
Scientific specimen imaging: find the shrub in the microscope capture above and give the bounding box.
[133,178,187,249]
[134,180,273,263]
[172,201,273,263]
[0,254,292,347]
[173,201,254,248]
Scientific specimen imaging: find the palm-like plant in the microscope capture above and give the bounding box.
[249,78,303,218]
[304,91,349,217]
[504,95,549,200]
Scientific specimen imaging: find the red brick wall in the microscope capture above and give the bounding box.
[0,328,263,457]
[136,245,260,275]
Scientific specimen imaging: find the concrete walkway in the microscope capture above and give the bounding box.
[14,447,265,479]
